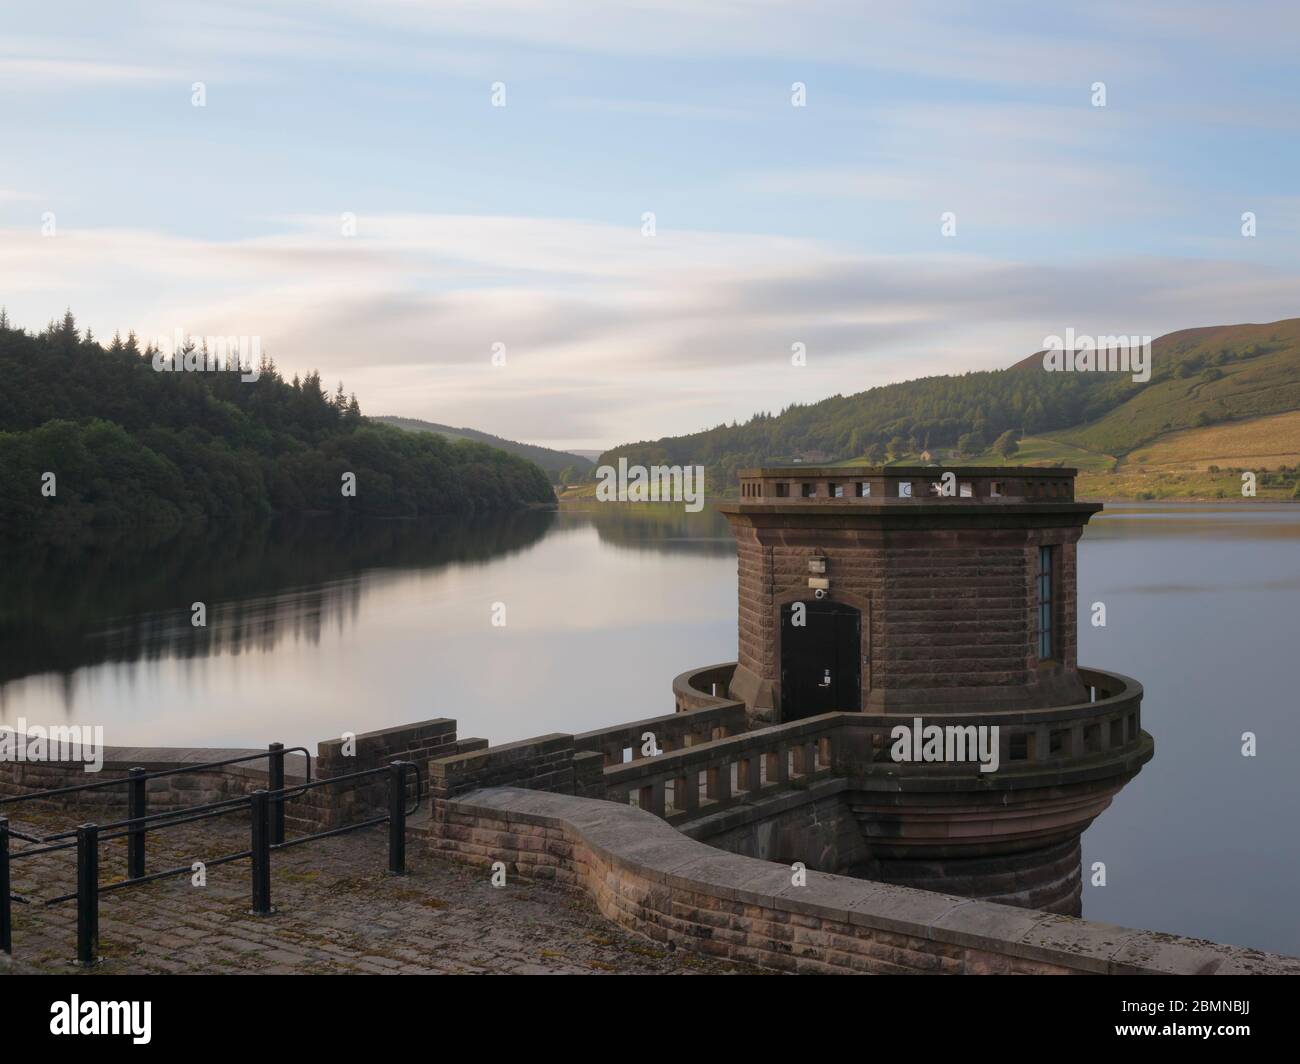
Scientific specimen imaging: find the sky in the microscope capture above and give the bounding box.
[2,0,1299,452]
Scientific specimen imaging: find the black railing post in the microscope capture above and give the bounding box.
[76,823,99,965]
[388,762,406,875]
[127,767,147,879]
[250,790,273,915]
[0,817,11,955]
[268,743,285,845]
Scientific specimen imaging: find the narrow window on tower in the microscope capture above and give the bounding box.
[1038,545,1054,660]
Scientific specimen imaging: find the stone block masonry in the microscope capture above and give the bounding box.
[305,718,485,831]
[4,807,743,975]
[425,786,1300,976]
[0,703,737,835]
[0,747,296,818]
[429,733,581,808]
[427,702,749,812]
[0,719,487,835]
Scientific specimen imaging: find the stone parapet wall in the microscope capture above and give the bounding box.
[577,700,745,762]
[679,777,868,873]
[427,703,749,816]
[0,747,292,822]
[308,718,478,831]
[429,733,580,807]
[0,720,472,835]
[425,786,1300,976]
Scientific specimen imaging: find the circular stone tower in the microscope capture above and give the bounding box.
[714,465,1154,914]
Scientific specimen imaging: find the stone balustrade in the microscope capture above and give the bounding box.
[599,666,1148,829]
[603,714,840,821]
[574,695,747,766]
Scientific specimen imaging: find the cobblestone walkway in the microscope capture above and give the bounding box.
[2,813,751,975]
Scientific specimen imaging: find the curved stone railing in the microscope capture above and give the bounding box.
[575,699,747,767]
[842,667,1147,782]
[671,662,744,712]
[428,785,1300,975]
[603,667,1150,826]
[604,713,839,819]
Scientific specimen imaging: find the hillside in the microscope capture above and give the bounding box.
[1125,409,1300,472]
[374,415,593,482]
[0,313,555,537]
[596,318,1300,499]
[1047,319,1300,456]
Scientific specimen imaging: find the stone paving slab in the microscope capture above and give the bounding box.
[2,812,756,976]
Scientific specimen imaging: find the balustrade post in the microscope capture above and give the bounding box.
[646,780,666,818]
[676,773,699,815]
[706,764,732,804]
[766,748,787,785]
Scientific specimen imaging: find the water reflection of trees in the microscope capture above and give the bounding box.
[572,503,735,557]
[0,510,554,688]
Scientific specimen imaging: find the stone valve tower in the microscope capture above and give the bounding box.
[709,465,1154,914]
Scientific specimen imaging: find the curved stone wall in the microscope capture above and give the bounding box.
[427,785,1300,975]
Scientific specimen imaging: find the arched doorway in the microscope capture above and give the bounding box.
[779,600,861,720]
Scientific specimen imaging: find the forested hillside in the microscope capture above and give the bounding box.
[597,319,1300,488]
[0,312,554,535]
[373,415,593,482]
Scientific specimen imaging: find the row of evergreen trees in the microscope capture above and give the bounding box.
[0,311,554,536]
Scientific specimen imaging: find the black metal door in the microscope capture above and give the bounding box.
[780,601,861,720]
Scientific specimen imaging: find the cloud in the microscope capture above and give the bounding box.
[0,58,182,85]
[3,213,1298,450]
[11,0,1288,94]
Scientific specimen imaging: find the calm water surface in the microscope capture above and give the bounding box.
[2,502,1297,954]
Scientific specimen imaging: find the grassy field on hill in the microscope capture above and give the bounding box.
[1073,411,1300,500]
[1123,410,1300,471]
[837,435,1118,474]
[1048,318,1300,457]
[875,420,1300,500]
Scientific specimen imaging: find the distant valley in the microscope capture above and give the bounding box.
[374,416,594,482]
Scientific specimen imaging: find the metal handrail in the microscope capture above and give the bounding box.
[0,744,312,808]
[40,793,253,841]
[1,759,421,964]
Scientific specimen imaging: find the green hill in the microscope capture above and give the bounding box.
[374,415,593,482]
[1046,319,1300,455]
[598,318,1300,498]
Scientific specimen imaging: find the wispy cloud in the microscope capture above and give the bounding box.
[4,214,1297,449]
[0,57,183,85]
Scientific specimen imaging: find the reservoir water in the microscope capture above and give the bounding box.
[2,502,1297,954]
